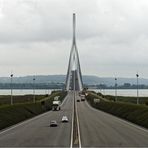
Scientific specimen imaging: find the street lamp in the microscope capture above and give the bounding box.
[103,83,105,95]
[48,83,50,96]
[99,83,102,93]
[10,73,13,105]
[115,78,117,102]
[136,73,139,104]
[33,77,36,103]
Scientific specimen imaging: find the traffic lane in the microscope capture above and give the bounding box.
[19,94,73,147]
[0,92,73,147]
[77,98,148,147]
[0,93,73,147]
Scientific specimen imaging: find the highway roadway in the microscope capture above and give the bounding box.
[0,92,74,147]
[0,91,148,147]
[76,93,148,147]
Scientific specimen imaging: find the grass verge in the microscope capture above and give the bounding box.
[86,92,148,129]
[0,90,67,130]
[103,94,148,105]
[0,94,46,106]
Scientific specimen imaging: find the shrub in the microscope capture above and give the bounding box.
[145,101,148,106]
[86,92,148,129]
[0,91,67,130]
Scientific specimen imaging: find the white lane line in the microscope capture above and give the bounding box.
[0,94,68,135]
[85,100,148,133]
[70,91,74,148]
[75,92,82,148]
[60,93,69,106]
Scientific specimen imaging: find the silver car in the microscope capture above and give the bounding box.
[50,120,58,127]
[61,116,68,122]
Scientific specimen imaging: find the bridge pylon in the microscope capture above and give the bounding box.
[65,13,83,91]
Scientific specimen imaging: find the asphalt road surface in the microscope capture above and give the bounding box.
[0,92,74,147]
[1,91,148,147]
[76,93,148,147]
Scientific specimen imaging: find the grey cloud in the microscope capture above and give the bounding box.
[0,0,148,77]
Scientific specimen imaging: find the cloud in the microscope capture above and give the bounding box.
[0,0,148,77]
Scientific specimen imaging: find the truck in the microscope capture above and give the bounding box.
[52,100,61,111]
[80,94,85,101]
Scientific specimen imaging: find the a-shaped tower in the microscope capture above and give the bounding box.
[65,13,83,91]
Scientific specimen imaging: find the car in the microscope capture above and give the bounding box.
[61,116,68,122]
[50,120,58,127]
[77,99,80,102]
[81,95,85,101]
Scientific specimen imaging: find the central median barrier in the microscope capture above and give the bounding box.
[0,91,67,130]
[86,92,148,129]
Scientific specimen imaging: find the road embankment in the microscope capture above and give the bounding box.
[86,92,148,129]
[0,91,67,130]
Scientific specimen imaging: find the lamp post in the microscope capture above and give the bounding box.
[136,73,139,104]
[48,83,50,96]
[33,77,36,103]
[115,78,117,102]
[103,83,105,95]
[99,83,102,93]
[10,73,13,105]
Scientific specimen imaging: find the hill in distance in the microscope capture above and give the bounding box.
[0,75,148,86]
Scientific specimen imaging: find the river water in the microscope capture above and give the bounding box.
[0,89,60,96]
[0,89,148,97]
[90,89,148,97]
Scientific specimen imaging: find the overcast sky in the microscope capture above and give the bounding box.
[0,0,148,78]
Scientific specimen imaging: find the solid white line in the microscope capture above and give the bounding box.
[75,92,82,148]
[85,100,148,133]
[60,93,69,106]
[70,91,74,148]
[0,94,68,135]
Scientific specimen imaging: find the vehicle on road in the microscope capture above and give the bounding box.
[77,99,80,102]
[61,116,68,122]
[80,94,85,101]
[52,100,61,111]
[50,120,58,127]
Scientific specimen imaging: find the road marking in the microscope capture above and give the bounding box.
[75,92,82,148]
[85,100,148,134]
[60,92,69,106]
[0,94,69,135]
[70,91,74,148]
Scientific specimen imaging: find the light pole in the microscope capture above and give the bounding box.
[10,73,13,105]
[33,77,36,103]
[136,73,139,104]
[48,83,50,96]
[115,78,117,102]
[99,83,102,93]
[103,83,105,95]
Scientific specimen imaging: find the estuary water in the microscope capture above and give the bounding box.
[0,89,148,97]
[0,89,60,96]
[90,89,148,97]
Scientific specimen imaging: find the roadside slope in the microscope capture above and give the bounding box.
[77,94,148,147]
[0,92,73,147]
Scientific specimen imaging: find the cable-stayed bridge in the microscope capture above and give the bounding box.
[0,14,148,148]
[66,13,83,91]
